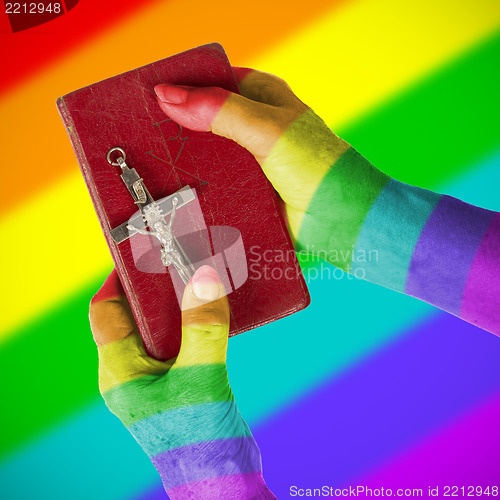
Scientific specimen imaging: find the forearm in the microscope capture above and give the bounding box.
[151,73,500,334]
[100,338,275,499]
[163,453,275,499]
[136,400,275,499]
[287,135,500,334]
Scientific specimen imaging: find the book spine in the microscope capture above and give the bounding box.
[56,97,156,356]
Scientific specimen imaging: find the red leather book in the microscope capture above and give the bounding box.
[57,43,310,360]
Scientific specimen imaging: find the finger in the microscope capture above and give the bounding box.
[174,265,230,368]
[89,270,134,346]
[89,270,170,393]
[231,66,303,109]
[232,66,252,84]
[154,84,226,132]
[154,83,302,162]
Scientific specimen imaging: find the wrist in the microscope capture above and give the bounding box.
[294,147,389,271]
[154,435,275,500]
[262,108,351,218]
[348,178,442,291]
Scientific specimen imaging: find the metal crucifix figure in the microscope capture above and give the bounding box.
[126,198,192,284]
[107,147,196,284]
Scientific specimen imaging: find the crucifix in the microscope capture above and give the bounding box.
[107,147,196,284]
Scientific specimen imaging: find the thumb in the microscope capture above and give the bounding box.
[89,270,135,346]
[89,270,170,394]
[175,265,230,368]
[154,83,293,163]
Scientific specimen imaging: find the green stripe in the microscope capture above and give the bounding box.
[0,277,105,462]
[339,30,500,190]
[103,364,233,427]
[2,31,500,462]
[297,147,389,270]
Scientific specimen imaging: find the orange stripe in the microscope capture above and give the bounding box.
[0,0,165,97]
[0,0,345,217]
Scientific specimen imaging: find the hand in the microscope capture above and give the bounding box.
[154,70,500,335]
[154,68,387,267]
[89,265,275,499]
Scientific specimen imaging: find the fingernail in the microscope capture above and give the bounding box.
[154,84,189,104]
[191,265,221,301]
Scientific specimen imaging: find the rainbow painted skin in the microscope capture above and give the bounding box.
[155,68,500,335]
[89,266,276,499]
[91,69,498,499]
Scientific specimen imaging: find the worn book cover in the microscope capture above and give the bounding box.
[57,43,310,360]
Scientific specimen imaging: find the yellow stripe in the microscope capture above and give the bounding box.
[98,334,171,393]
[97,324,226,392]
[249,0,500,128]
[174,324,229,368]
[0,172,112,336]
[2,0,500,342]
[261,109,351,236]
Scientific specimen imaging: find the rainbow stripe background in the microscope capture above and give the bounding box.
[2,0,500,497]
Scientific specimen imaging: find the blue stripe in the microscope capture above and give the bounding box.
[128,401,252,457]
[437,149,500,211]
[0,401,159,500]
[353,178,441,291]
[1,150,500,500]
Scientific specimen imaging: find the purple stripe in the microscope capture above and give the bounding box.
[152,437,262,491]
[405,195,494,315]
[132,313,500,500]
[250,313,500,498]
[460,213,500,335]
[166,472,276,499]
[360,391,500,487]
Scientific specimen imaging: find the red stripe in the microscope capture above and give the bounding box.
[0,0,164,97]
[90,269,123,304]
